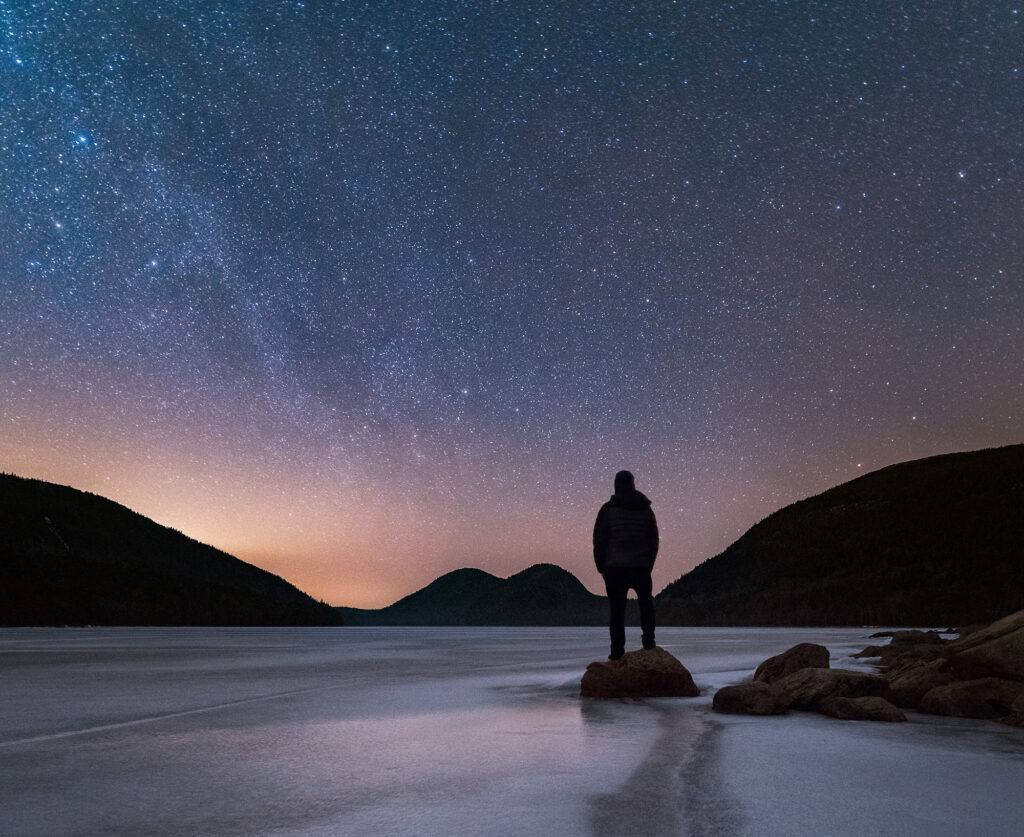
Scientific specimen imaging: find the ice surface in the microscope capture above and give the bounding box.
[1,627,1021,836]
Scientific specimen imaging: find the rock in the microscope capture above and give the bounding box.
[947,609,1024,652]
[775,668,892,711]
[712,681,788,715]
[853,643,944,675]
[945,609,1024,683]
[890,629,946,645]
[753,643,830,684]
[855,643,945,667]
[868,631,895,639]
[919,677,1024,721]
[886,658,957,708]
[819,696,907,722]
[581,647,700,699]
[1002,692,1024,728]
[882,645,947,674]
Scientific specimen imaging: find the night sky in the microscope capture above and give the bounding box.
[2,1,1021,607]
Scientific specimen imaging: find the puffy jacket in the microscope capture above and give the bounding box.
[593,490,659,573]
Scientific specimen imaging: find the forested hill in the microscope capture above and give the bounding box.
[337,563,611,626]
[0,474,340,626]
[656,444,1024,627]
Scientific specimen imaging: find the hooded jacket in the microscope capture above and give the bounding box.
[592,489,659,573]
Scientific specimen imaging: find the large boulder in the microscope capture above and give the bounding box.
[854,643,947,676]
[775,668,892,711]
[890,629,946,645]
[713,681,788,715]
[753,643,830,684]
[886,658,957,708]
[947,610,1024,652]
[853,645,886,658]
[1003,692,1024,728]
[882,644,947,673]
[945,610,1024,683]
[819,696,907,722]
[581,647,700,699]
[919,677,1024,721]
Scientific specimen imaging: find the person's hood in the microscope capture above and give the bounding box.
[609,490,651,510]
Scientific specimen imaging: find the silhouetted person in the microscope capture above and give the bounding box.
[593,470,659,660]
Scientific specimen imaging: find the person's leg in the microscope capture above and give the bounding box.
[603,571,627,659]
[632,570,656,650]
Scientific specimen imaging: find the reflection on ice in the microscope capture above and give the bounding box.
[1,627,1022,836]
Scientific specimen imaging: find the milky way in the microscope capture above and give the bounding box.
[2,1,1022,606]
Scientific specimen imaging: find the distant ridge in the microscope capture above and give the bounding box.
[337,563,616,626]
[0,474,340,626]
[656,444,1024,626]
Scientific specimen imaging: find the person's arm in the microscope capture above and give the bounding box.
[593,505,609,573]
[648,507,659,570]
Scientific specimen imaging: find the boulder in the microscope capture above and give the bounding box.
[945,610,1024,683]
[819,696,907,722]
[886,658,957,708]
[753,643,830,684]
[947,610,1024,653]
[882,645,947,673]
[1003,692,1024,728]
[581,647,700,699]
[890,629,946,645]
[712,681,788,715]
[919,677,1024,721]
[775,668,892,711]
[854,643,946,675]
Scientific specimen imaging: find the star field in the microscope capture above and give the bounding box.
[2,1,1022,606]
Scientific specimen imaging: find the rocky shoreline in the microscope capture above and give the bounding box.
[713,609,1024,726]
[580,609,1024,729]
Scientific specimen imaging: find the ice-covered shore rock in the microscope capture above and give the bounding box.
[775,667,893,710]
[580,647,700,699]
[753,642,830,684]
[944,609,1024,683]
[886,658,956,708]
[712,681,788,715]
[1005,692,1024,728]
[890,629,946,645]
[919,678,1024,720]
[854,633,947,670]
[818,696,907,722]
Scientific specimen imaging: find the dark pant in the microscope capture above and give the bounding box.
[602,567,655,654]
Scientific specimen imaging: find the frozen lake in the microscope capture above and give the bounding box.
[1,627,1022,836]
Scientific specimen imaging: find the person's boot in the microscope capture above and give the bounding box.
[608,647,624,661]
[642,636,656,651]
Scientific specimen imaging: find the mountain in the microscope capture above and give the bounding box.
[656,444,1024,626]
[0,474,340,626]
[337,563,616,626]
